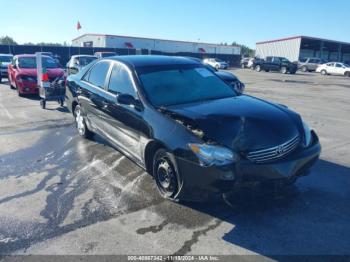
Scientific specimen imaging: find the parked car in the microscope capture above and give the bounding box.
[254,56,297,74]
[240,57,250,69]
[298,57,326,72]
[36,52,61,64]
[203,58,229,70]
[66,55,97,75]
[94,52,118,59]
[8,54,65,96]
[316,62,350,76]
[0,54,13,82]
[66,55,321,201]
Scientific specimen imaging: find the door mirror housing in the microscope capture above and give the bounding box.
[117,94,143,111]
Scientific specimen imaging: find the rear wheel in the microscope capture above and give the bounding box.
[321,70,327,76]
[280,66,287,74]
[74,105,93,138]
[255,65,261,72]
[153,148,181,201]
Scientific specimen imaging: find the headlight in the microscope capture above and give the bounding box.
[302,121,312,147]
[188,143,239,166]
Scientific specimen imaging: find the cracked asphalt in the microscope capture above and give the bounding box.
[0,69,349,259]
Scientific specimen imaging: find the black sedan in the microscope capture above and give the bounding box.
[65,56,321,201]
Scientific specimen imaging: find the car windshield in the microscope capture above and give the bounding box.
[214,58,223,62]
[77,56,97,66]
[0,56,12,62]
[344,64,350,67]
[137,64,236,107]
[280,57,290,63]
[18,57,60,68]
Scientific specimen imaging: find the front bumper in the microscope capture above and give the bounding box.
[17,81,39,94]
[176,131,321,201]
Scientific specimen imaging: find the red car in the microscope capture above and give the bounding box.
[8,54,64,96]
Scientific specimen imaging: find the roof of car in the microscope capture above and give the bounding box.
[14,54,50,58]
[109,55,200,67]
[71,55,97,58]
[0,54,13,56]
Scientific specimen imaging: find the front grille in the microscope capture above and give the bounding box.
[246,136,300,163]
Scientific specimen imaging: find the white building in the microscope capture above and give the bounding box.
[72,34,241,55]
[256,36,350,62]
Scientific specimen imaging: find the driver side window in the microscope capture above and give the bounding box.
[108,64,137,97]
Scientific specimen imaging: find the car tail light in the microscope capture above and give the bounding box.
[42,73,49,82]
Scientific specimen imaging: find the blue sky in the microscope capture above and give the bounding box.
[1,0,349,48]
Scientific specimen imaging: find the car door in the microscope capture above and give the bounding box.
[334,63,345,75]
[100,62,143,162]
[325,63,335,74]
[78,60,112,132]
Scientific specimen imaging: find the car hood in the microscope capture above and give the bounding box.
[215,71,238,82]
[17,68,64,77]
[164,95,302,152]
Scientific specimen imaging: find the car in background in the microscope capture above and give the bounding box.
[66,55,97,75]
[203,58,229,70]
[94,52,118,59]
[240,57,251,68]
[66,55,320,201]
[298,57,326,72]
[254,56,297,74]
[8,54,65,96]
[316,62,350,76]
[36,52,61,64]
[0,54,13,82]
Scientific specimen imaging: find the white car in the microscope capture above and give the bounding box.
[66,55,97,75]
[0,54,13,82]
[316,62,350,77]
[203,58,229,70]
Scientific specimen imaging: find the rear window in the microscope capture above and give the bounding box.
[18,57,59,68]
[299,58,307,63]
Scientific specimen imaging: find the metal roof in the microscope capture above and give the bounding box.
[256,36,350,46]
[72,33,240,48]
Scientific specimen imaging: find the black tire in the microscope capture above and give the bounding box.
[74,105,93,138]
[264,69,270,72]
[255,65,261,72]
[17,85,23,97]
[280,66,287,74]
[215,64,220,70]
[40,99,46,109]
[59,98,64,107]
[301,66,308,72]
[345,71,350,77]
[153,148,181,201]
[321,70,327,76]
[0,77,2,83]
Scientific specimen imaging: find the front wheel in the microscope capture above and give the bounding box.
[280,66,287,74]
[301,66,308,72]
[255,65,261,72]
[74,105,93,138]
[345,71,350,77]
[321,70,327,76]
[215,64,220,70]
[153,149,181,201]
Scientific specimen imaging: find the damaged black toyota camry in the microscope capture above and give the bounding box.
[66,55,321,201]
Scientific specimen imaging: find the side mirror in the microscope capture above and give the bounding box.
[117,94,143,111]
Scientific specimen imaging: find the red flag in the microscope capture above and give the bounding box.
[77,21,82,30]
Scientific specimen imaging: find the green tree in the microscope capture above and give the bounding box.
[232,41,255,57]
[0,36,17,45]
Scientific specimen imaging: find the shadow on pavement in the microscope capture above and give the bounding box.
[184,159,350,256]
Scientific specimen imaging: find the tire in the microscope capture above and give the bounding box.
[264,69,270,72]
[59,98,64,107]
[153,148,181,201]
[255,65,261,72]
[301,66,308,72]
[280,66,287,74]
[40,99,46,109]
[17,84,23,97]
[241,64,245,69]
[74,105,93,138]
[215,64,220,70]
[0,77,2,83]
[321,70,327,76]
[345,71,350,77]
